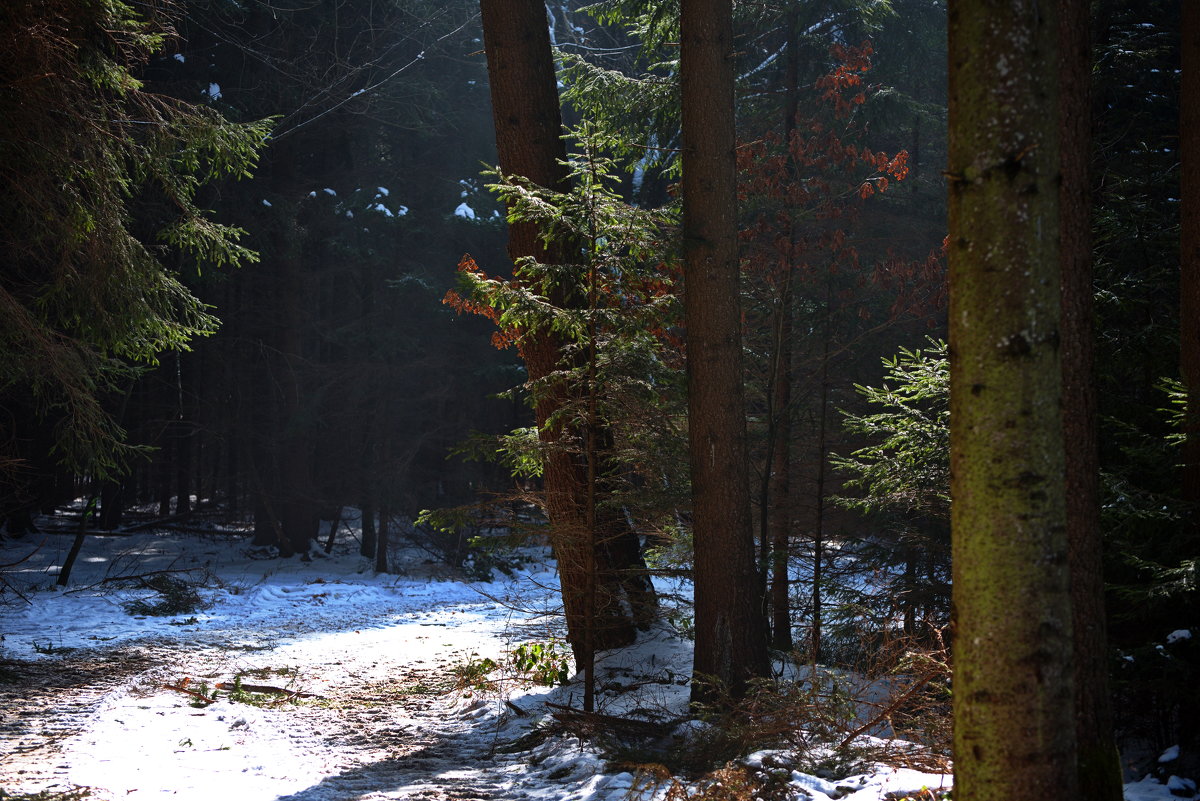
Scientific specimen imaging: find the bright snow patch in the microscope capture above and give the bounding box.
[1166,629,1192,644]
[1159,744,1181,762]
[173,53,186,63]
[261,199,272,207]
[1125,775,1186,801]
[206,82,222,100]
[323,187,337,196]
[369,202,393,217]
[376,186,390,196]
[454,202,476,220]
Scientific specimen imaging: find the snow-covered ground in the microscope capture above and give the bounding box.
[0,514,1189,800]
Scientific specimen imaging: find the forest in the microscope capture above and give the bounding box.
[0,0,1195,800]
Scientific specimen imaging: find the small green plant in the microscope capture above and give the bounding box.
[451,654,499,690]
[189,680,213,708]
[511,641,571,686]
[224,671,304,707]
[30,638,72,655]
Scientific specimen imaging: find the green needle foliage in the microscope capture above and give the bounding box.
[445,123,686,528]
[0,0,271,479]
[832,339,950,522]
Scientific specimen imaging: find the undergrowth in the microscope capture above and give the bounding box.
[122,575,207,617]
[0,788,95,800]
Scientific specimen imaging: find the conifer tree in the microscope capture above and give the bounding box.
[0,0,268,527]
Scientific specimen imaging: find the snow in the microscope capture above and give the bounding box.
[0,518,1189,801]
[205,82,222,100]
[172,53,185,63]
[454,202,476,220]
[1161,745,1181,763]
[1166,629,1192,644]
[1170,776,1199,796]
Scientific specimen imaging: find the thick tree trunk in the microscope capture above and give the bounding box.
[681,0,769,702]
[1059,0,1122,796]
[948,0,1078,798]
[480,0,639,661]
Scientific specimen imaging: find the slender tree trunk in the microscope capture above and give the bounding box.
[375,506,389,573]
[1177,0,1200,776]
[767,11,803,654]
[1059,0,1122,795]
[175,351,193,515]
[810,304,832,665]
[948,0,1078,797]
[768,280,794,652]
[681,0,769,701]
[1182,0,1200,519]
[360,500,376,559]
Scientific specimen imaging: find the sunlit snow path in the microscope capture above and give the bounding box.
[1,531,598,800]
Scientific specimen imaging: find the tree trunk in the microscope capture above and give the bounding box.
[948,0,1078,797]
[1059,0,1122,795]
[810,306,832,665]
[480,0,639,661]
[1182,0,1200,521]
[360,501,376,559]
[681,0,769,702]
[767,11,803,655]
[1177,0,1200,776]
[375,506,389,573]
[174,351,193,515]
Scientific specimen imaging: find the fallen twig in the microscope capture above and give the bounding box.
[164,679,215,705]
[837,670,940,751]
[99,567,203,585]
[214,681,322,699]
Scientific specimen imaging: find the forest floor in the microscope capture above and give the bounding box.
[0,511,1186,801]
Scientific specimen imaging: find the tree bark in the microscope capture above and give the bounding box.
[948,0,1078,797]
[1182,0,1200,521]
[767,12,802,654]
[1177,0,1200,776]
[479,0,638,661]
[681,0,769,702]
[1059,0,1122,795]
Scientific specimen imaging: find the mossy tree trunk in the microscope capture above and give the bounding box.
[947,0,1078,797]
